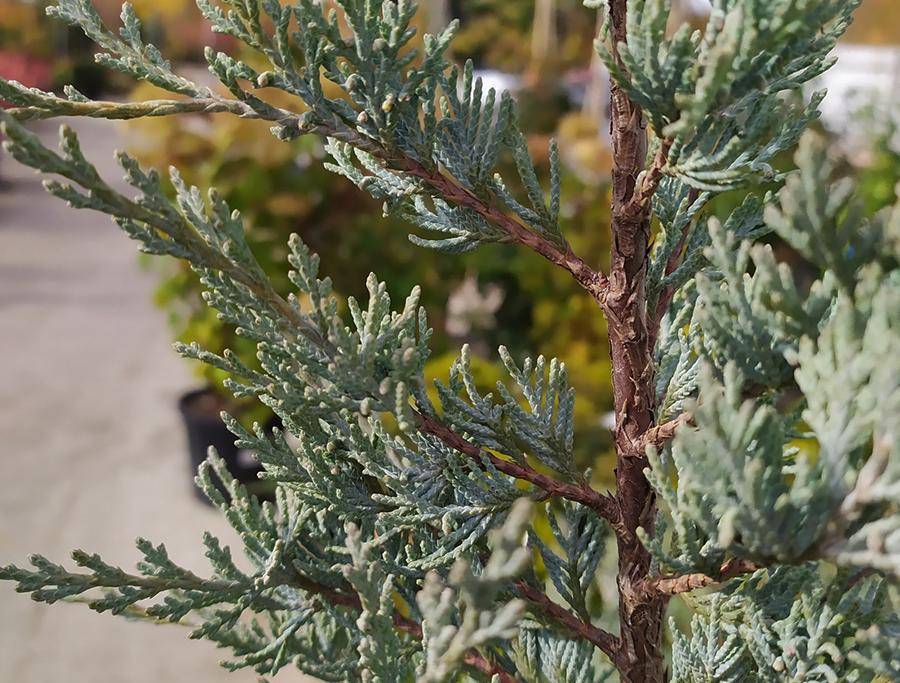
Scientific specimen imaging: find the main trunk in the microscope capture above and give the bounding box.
[609,310,667,681]
[607,198,668,682]
[605,1,667,680]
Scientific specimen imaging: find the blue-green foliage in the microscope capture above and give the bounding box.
[0,105,583,678]
[528,501,606,621]
[646,136,899,586]
[513,625,616,683]
[598,0,858,190]
[1,0,898,681]
[671,566,897,682]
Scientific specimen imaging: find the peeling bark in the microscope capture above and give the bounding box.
[605,1,668,680]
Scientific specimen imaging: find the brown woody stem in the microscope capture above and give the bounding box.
[604,1,671,679]
[628,412,692,457]
[515,581,622,666]
[637,558,762,599]
[415,411,622,530]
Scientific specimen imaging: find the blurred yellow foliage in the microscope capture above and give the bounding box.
[124,82,301,169]
[845,0,900,45]
[0,1,53,56]
[557,112,614,185]
[129,0,190,20]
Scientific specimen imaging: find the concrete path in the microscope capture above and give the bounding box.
[0,118,309,682]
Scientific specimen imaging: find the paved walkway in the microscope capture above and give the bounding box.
[0,118,308,682]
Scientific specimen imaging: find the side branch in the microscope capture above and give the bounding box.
[637,558,761,598]
[3,106,618,536]
[628,412,692,457]
[415,411,622,530]
[270,267,620,526]
[3,81,611,307]
[271,273,620,526]
[622,139,673,222]
[401,159,610,304]
[515,581,622,666]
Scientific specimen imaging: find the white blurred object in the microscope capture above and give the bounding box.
[445,274,505,338]
[815,44,900,147]
[472,69,522,97]
[601,411,617,432]
[425,0,451,36]
[681,0,712,13]
[531,0,558,75]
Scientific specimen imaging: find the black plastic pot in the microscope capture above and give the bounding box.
[178,388,275,502]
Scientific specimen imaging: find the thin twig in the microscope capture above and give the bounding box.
[8,96,244,121]
[845,567,878,591]
[401,158,610,305]
[622,139,673,221]
[648,187,701,345]
[637,558,761,598]
[628,412,692,457]
[515,581,622,666]
[416,411,623,532]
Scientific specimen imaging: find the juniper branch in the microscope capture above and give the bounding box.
[0,0,613,306]
[1,1,893,681]
[416,411,621,531]
[4,88,611,305]
[0,109,618,530]
[398,157,611,303]
[514,581,622,666]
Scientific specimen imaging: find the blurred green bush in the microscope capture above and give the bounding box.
[450,0,597,73]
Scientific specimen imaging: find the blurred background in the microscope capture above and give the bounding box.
[0,0,897,680]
